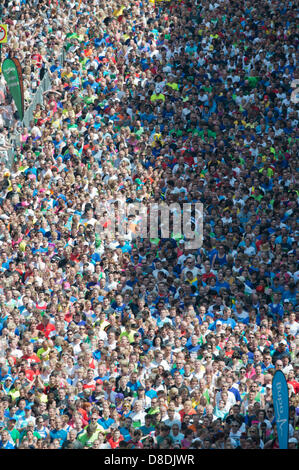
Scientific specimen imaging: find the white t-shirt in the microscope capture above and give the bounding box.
[215,389,236,408]
[130,410,146,426]
[284,321,299,337]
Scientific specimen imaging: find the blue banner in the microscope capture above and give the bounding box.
[272,370,289,449]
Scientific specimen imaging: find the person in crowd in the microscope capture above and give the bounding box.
[0,0,297,450]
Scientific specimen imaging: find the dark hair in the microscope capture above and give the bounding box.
[161,424,170,432]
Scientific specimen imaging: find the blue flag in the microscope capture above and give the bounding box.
[272,370,289,449]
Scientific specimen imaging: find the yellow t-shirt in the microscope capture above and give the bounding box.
[151,93,165,102]
[113,5,125,16]
[167,82,179,90]
[37,347,51,361]
[8,389,20,402]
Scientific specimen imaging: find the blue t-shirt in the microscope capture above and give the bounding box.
[98,417,114,429]
[50,429,67,446]
[118,427,131,441]
[0,440,15,449]
[92,350,101,361]
[94,374,110,383]
[229,386,241,402]
[145,389,157,399]
[126,380,141,391]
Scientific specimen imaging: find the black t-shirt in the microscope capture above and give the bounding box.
[6,190,19,200]
[114,384,133,399]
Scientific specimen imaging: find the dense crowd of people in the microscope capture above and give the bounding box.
[1,0,66,110]
[0,0,66,162]
[0,0,298,450]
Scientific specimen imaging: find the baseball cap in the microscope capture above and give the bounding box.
[279,339,287,345]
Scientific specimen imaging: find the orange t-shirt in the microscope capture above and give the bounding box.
[179,408,197,421]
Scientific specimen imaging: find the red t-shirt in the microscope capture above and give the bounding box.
[225,350,234,358]
[25,369,35,381]
[29,367,40,378]
[83,383,96,392]
[108,436,124,449]
[31,53,43,68]
[47,99,57,113]
[36,322,56,339]
[64,312,73,323]
[288,380,299,394]
[77,407,88,422]
[202,272,216,282]
[35,302,47,312]
[21,353,41,366]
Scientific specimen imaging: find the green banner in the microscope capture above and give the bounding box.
[2,57,24,120]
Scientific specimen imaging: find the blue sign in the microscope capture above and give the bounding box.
[272,370,289,449]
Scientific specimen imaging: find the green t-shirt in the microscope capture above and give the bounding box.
[77,430,100,447]
[148,406,159,415]
[20,430,41,443]
[119,330,136,343]
[8,389,20,402]
[246,76,259,88]
[83,96,97,105]
[7,428,20,443]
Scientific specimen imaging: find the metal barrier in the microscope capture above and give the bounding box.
[22,73,52,129]
[6,47,66,169]
[6,131,18,169]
